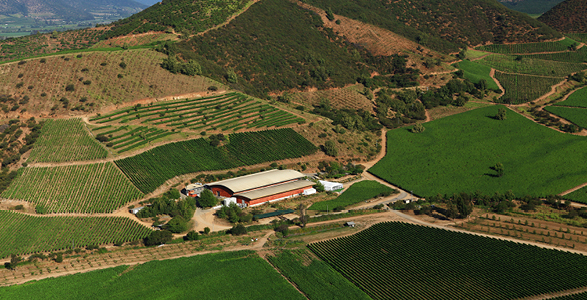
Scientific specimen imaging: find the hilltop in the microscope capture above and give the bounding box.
[300,0,561,53]
[498,0,564,15]
[539,0,587,33]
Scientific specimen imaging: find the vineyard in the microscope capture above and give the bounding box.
[544,106,587,128]
[267,249,370,300]
[92,125,177,154]
[495,72,562,104]
[90,92,305,134]
[309,180,395,210]
[0,251,304,299]
[28,119,107,163]
[308,222,587,300]
[368,106,587,197]
[519,47,587,63]
[477,38,579,54]
[566,34,587,43]
[551,292,587,300]
[454,60,499,90]
[556,87,587,107]
[115,128,318,193]
[289,84,373,110]
[1,163,144,214]
[0,210,151,259]
[0,49,220,114]
[564,186,587,204]
[476,54,587,77]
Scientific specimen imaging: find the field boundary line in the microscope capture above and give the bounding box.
[262,255,310,300]
[560,182,587,196]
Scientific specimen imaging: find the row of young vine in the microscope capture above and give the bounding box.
[0,210,151,259]
[308,222,587,300]
[115,128,318,193]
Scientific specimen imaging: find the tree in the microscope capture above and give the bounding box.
[55,253,63,263]
[230,224,247,236]
[494,162,504,177]
[197,189,218,208]
[298,204,308,228]
[455,196,473,218]
[226,68,238,83]
[495,108,507,120]
[166,216,188,233]
[184,230,199,241]
[65,84,75,92]
[445,200,458,220]
[411,123,425,133]
[204,227,211,235]
[314,181,325,192]
[144,230,173,246]
[324,140,338,156]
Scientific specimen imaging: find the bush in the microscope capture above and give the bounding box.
[144,230,173,246]
[412,123,425,133]
[119,62,127,69]
[184,230,199,241]
[166,216,188,233]
[197,189,218,208]
[230,224,247,236]
[65,84,75,92]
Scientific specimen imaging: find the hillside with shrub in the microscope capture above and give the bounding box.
[539,0,587,33]
[300,0,561,53]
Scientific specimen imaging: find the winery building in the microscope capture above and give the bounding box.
[206,169,315,207]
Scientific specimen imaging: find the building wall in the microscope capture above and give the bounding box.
[237,187,311,206]
[209,186,233,198]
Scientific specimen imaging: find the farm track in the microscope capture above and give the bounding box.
[489,68,505,98]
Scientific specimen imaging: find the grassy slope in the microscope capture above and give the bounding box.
[0,251,304,300]
[176,0,375,97]
[544,106,587,128]
[299,0,560,53]
[454,60,499,90]
[267,249,371,300]
[369,105,587,198]
[0,49,220,114]
[556,87,587,107]
[309,180,395,210]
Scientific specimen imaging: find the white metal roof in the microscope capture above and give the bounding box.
[235,180,314,200]
[319,180,343,189]
[207,169,306,193]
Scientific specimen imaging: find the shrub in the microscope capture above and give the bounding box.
[412,123,425,133]
[184,230,199,241]
[144,230,173,246]
[65,84,75,92]
[230,224,247,236]
[119,62,127,69]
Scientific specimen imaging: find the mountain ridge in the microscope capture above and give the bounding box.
[538,0,587,33]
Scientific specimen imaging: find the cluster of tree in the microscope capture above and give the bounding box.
[317,160,364,179]
[207,133,225,147]
[0,117,42,168]
[197,189,218,208]
[137,189,196,233]
[160,56,202,76]
[217,203,253,223]
[312,99,382,132]
[527,107,580,133]
[144,230,173,246]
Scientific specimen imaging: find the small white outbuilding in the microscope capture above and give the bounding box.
[130,206,145,214]
[302,188,317,196]
[319,180,343,191]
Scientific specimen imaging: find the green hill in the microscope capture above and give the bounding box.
[539,0,587,33]
[299,0,561,53]
[498,0,565,15]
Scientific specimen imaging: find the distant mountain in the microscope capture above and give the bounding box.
[133,0,159,6]
[498,0,564,15]
[539,0,587,33]
[0,0,146,22]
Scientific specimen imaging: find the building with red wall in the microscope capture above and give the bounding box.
[206,169,315,207]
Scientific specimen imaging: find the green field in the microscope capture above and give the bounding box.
[0,251,304,299]
[477,38,578,54]
[369,105,587,197]
[28,119,107,163]
[495,72,562,104]
[0,210,151,259]
[556,87,587,108]
[92,125,176,154]
[454,60,499,90]
[90,92,304,133]
[309,180,395,210]
[566,33,587,43]
[544,106,587,128]
[309,222,587,300]
[115,128,317,193]
[267,249,370,300]
[1,163,143,214]
[476,54,586,77]
[564,186,587,204]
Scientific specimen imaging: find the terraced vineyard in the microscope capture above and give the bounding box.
[309,180,395,210]
[28,119,107,163]
[0,50,219,113]
[566,34,587,43]
[1,163,143,214]
[519,47,587,63]
[309,222,587,300]
[91,92,304,132]
[0,210,151,259]
[116,128,318,193]
[476,54,586,77]
[92,125,176,154]
[544,106,587,128]
[495,72,562,104]
[477,39,579,54]
[289,85,373,110]
[555,87,587,107]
